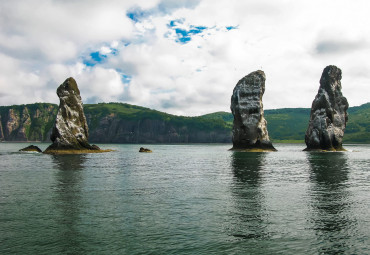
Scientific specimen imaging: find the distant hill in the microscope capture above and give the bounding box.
[0,102,369,143]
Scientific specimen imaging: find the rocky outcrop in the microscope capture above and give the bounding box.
[230,70,276,151]
[2,108,30,141]
[19,145,42,153]
[44,78,106,154]
[5,109,20,138]
[304,65,349,151]
[0,104,57,142]
[15,108,31,141]
[139,147,152,152]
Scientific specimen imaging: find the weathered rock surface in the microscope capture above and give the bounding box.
[304,65,349,151]
[0,104,57,142]
[19,145,42,153]
[5,109,20,138]
[230,70,276,151]
[44,77,105,154]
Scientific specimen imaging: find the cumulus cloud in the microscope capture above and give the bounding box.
[0,0,370,115]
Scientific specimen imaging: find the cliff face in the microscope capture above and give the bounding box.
[0,103,231,143]
[0,104,58,142]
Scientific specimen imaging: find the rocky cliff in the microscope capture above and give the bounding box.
[0,104,57,142]
[0,103,231,143]
[1,102,370,143]
[230,70,276,151]
[304,65,349,151]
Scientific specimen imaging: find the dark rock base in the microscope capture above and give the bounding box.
[303,146,346,152]
[43,143,112,154]
[19,145,42,153]
[230,140,277,152]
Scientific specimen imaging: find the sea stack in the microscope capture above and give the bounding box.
[304,65,349,151]
[44,78,104,154]
[230,70,276,151]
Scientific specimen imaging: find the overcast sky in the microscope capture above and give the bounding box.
[0,0,369,116]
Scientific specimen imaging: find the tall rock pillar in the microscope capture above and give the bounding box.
[44,77,100,154]
[304,65,349,151]
[230,70,276,151]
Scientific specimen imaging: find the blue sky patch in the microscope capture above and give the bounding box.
[83,51,107,67]
[90,52,105,62]
[126,7,150,22]
[167,20,208,44]
[226,26,238,31]
[83,44,121,67]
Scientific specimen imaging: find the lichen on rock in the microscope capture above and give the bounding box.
[230,70,276,151]
[44,77,109,154]
[304,65,349,151]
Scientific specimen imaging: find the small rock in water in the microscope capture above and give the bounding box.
[304,65,349,151]
[19,145,42,153]
[230,70,276,151]
[139,147,152,153]
[91,144,101,150]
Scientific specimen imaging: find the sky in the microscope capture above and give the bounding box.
[0,0,369,116]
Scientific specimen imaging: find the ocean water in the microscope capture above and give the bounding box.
[0,143,369,255]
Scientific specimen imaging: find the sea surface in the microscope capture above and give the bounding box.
[0,143,369,254]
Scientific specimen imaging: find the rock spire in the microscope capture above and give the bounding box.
[304,65,349,151]
[230,70,276,151]
[44,77,102,154]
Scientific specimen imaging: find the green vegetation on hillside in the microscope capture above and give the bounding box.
[344,103,370,143]
[1,102,369,143]
[199,104,370,143]
[85,103,231,132]
[0,103,58,141]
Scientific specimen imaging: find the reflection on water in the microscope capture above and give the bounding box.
[1,144,369,254]
[307,152,355,254]
[229,152,269,243]
[231,152,265,186]
[52,155,87,254]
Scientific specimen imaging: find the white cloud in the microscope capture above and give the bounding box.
[0,0,370,116]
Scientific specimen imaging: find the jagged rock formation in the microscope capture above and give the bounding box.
[230,70,276,151]
[0,104,57,142]
[304,65,349,151]
[44,78,104,154]
[19,145,42,153]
